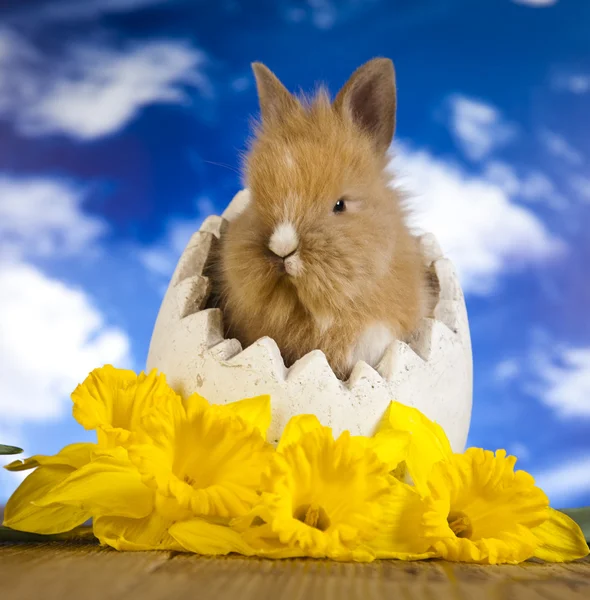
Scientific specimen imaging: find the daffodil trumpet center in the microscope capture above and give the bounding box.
[391,460,407,481]
[447,511,473,539]
[294,503,331,532]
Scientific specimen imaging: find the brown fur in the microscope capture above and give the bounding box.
[215,58,433,380]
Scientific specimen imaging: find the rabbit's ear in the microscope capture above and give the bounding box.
[252,62,299,124]
[333,58,396,154]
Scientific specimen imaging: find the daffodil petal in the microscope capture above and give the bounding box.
[4,443,96,472]
[377,401,453,494]
[4,456,41,472]
[219,395,271,439]
[184,392,210,419]
[277,414,322,452]
[377,401,453,460]
[367,481,435,559]
[247,539,306,559]
[187,394,271,440]
[139,397,186,455]
[434,524,539,565]
[72,365,137,430]
[3,465,91,534]
[35,451,153,519]
[94,513,183,551]
[71,365,177,446]
[365,430,410,471]
[237,518,307,559]
[533,508,590,562]
[169,518,255,556]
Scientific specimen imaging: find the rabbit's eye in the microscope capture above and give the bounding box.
[333,198,346,213]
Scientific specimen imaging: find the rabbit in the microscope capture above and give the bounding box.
[214,57,434,381]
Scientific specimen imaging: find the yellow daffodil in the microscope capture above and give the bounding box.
[235,416,413,561]
[3,365,275,556]
[421,448,549,564]
[421,448,589,564]
[4,366,588,564]
[126,390,275,521]
[377,401,588,564]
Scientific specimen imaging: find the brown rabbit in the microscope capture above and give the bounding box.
[215,58,433,380]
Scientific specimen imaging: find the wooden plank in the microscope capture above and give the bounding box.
[0,544,588,600]
[0,544,172,600]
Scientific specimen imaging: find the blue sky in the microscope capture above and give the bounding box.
[0,0,589,508]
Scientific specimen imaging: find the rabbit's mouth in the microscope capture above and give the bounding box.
[265,250,285,272]
[284,252,303,277]
[265,249,303,278]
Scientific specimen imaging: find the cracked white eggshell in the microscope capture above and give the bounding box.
[146,189,473,450]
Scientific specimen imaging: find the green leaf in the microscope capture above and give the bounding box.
[0,445,23,455]
[560,507,590,542]
[0,524,97,544]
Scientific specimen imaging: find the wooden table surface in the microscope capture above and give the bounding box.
[1,541,589,600]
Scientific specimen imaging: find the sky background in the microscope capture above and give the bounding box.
[0,0,589,508]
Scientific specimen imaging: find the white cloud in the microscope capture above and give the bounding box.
[483,161,567,209]
[28,0,173,22]
[0,262,131,423]
[285,0,337,29]
[512,0,558,6]
[286,0,375,29]
[495,359,520,383]
[552,70,590,94]
[140,196,215,279]
[286,7,307,23]
[0,174,129,421]
[570,175,590,203]
[508,442,530,462]
[447,95,517,161]
[532,346,590,418]
[534,455,590,507]
[560,75,590,94]
[0,28,210,140]
[540,129,584,166]
[140,219,197,278]
[389,142,565,295]
[307,0,337,29]
[231,76,250,93]
[0,176,106,260]
[0,170,132,502]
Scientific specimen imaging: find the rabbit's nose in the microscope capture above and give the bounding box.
[268,221,299,258]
